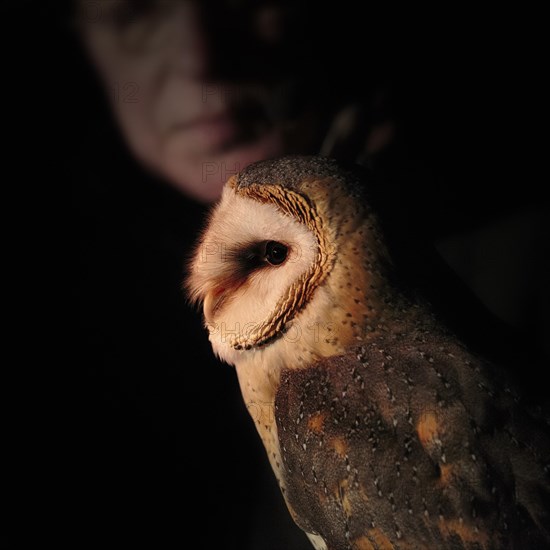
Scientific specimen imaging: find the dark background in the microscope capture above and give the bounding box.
[12,2,548,549]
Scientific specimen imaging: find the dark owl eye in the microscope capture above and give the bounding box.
[264,241,288,266]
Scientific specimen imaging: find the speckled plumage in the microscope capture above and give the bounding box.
[187,156,550,550]
[277,323,550,549]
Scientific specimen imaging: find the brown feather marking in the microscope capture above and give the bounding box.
[331,437,349,458]
[353,535,376,550]
[417,412,439,447]
[308,412,327,434]
[353,530,395,550]
[368,528,395,550]
[439,518,490,547]
[438,463,453,486]
[337,479,352,516]
[317,489,328,504]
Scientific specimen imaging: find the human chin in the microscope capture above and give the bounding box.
[161,129,284,203]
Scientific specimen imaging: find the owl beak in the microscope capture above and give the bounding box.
[203,286,226,323]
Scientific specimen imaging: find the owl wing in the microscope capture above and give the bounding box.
[275,335,550,550]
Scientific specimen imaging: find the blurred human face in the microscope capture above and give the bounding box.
[78,1,291,202]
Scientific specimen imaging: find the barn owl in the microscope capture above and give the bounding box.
[187,156,550,550]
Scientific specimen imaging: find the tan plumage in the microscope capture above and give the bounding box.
[187,156,550,550]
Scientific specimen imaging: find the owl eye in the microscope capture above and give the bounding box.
[264,241,288,266]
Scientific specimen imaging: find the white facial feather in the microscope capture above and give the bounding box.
[188,185,319,365]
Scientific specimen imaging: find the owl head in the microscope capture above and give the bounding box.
[187,156,392,366]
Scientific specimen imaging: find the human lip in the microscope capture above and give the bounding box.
[168,112,236,149]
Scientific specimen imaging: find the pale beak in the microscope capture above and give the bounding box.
[203,286,226,323]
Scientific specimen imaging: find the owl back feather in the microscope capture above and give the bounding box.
[276,315,550,550]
